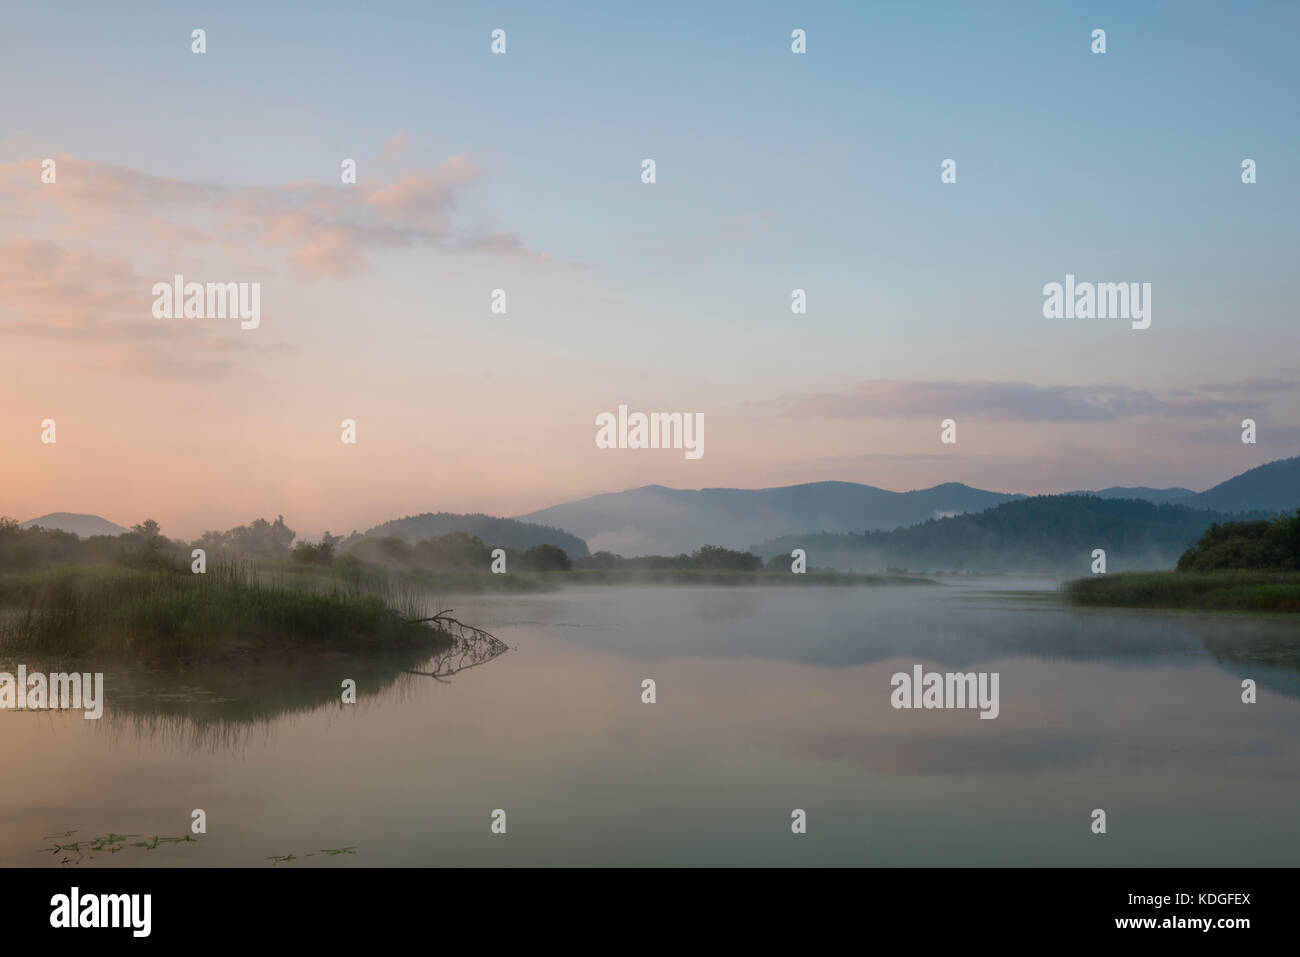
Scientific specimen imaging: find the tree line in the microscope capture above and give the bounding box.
[0,516,766,576]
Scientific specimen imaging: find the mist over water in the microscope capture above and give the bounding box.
[3,581,1298,866]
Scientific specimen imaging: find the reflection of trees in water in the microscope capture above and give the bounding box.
[99,619,507,752]
[1194,622,1300,700]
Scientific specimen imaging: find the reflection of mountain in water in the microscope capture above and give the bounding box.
[508,586,1300,698]
[100,630,508,751]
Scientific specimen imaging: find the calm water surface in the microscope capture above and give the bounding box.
[3,580,1299,866]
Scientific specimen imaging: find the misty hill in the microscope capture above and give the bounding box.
[1188,455,1300,513]
[20,513,131,538]
[362,512,589,558]
[1067,486,1195,504]
[515,482,1022,557]
[757,496,1276,574]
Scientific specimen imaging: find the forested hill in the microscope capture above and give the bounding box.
[361,512,590,558]
[757,496,1274,574]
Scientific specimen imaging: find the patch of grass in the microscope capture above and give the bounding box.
[1064,570,1300,613]
[0,561,449,664]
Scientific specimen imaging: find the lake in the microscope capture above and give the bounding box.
[3,579,1299,866]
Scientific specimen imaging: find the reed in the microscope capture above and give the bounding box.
[1064,570,1300,612]
[0,560,447,663]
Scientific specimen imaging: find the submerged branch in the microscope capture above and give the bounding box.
[402,610,509,680]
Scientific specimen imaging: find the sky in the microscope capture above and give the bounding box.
[2,0,1298,540]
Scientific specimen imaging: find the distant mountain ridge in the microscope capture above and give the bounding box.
[515,456,1300,559]
[515,481,1024,556]
[22,456,1297,563]
[20,513,131,538]
[1065,486,1195,504]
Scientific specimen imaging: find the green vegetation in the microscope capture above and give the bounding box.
[0,514,554,595]
[1065,513,1300,612]
[567,544,932,584]
[194,515,296,561]
[358,511,590,557]
[350,532,572,573]
[291,532,341,565]
[576,544,761,572]
[0,561,446,664]
[2,514,932,651]
[0,516,183,573]
[39,830,198,864]
[0,516,506,741]
[1065,570,1300,613]
[267,846,358,865]
[1176,512,1300,571]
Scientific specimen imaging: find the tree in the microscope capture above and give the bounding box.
[517,543,571,571]
[1177,512,1300,571]
[691,544,762,571]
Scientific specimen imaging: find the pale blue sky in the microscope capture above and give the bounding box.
[3,1,1298,534]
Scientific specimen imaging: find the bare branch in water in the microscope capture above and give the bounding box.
[402,611,508,680]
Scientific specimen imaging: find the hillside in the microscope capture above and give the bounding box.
[756,496,1275,574]
[1188,455,1300,513]
[513,459,1300,559]
[361,512,589,558]
[19,512,131,538]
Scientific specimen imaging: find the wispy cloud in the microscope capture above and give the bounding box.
[379,131,409,161]
[0,149,551,280]
[771,380,1277,422]
[0,238,288,378]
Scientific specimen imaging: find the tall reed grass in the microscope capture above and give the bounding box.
[0,560,445,663]
[1065,570,1300,612]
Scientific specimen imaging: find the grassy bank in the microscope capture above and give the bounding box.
[1064,570,1300,613]
[0,562,449,664]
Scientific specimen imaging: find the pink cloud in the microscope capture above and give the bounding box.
[1,150,543,279]
[289,226,369,277]
[0,238,139,329]
[380,131,409,160]
[364,157,479,231]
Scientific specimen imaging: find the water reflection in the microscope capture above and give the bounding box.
[5,585,1299,867]
[481,584,1300,694]
[402,612,510,681]
[100,628,509,751]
